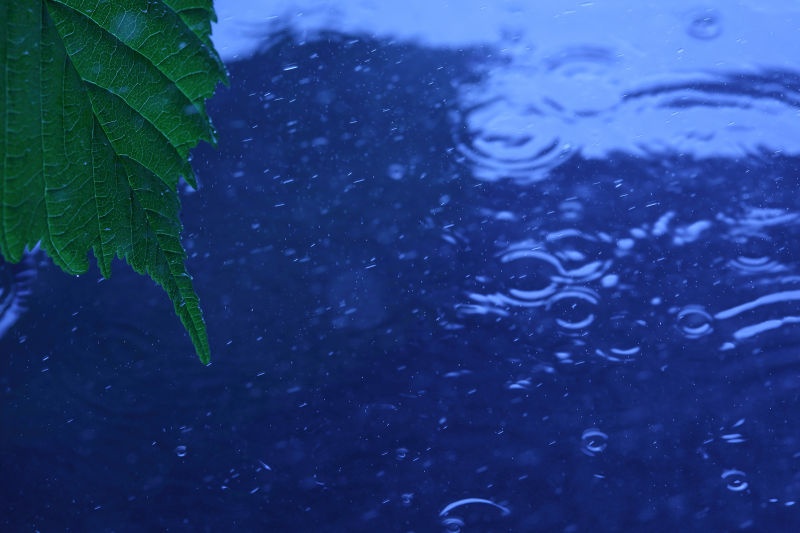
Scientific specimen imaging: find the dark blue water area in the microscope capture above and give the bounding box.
[3,31,800,533]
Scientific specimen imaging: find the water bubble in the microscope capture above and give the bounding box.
[442,517,464,533]
[559,200,584,222]
[677,305,713,338]
[395,447,408,460]
[687,10,722,40]
[580,428,608,456]
[401,493,414,506]
[721,469,748,492]
[387,163,406,180]
[174,445,187,457]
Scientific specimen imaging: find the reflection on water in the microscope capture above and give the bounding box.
[215,1,800,182]
[456,60,800,182]
[3,1,800,532]
[0,253,36,340]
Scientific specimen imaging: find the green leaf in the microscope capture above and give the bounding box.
[1,1,228,364]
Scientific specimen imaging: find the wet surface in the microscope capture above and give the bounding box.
[3,8,800,533]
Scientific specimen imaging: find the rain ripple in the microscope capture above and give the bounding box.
[580,428,609,457]
[454,47,800,183]
[676,305,714,339]
[721,469,749,492]
[464,234,609,329]
[716,290,800,343]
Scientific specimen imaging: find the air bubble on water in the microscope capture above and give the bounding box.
[677,305,713,338]
[687,9,722,40]
[580,428,608,456]
[442,517,464,533]
[387,164,406,180]
[174,445,187,457]
[559,200,584,222]
[721,469,748,492]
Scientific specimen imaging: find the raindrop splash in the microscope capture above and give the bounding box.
[721,469,749,492]
[581,428,609,456]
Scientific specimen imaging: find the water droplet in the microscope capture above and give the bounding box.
[581,428,608,456]
[677,305,713,338]
[721,469,748,492]
[395,447,408,460]
[174,445,187,457]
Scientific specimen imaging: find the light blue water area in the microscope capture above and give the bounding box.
[2,1,800,531]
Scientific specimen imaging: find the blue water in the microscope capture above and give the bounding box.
[3,2,800,532]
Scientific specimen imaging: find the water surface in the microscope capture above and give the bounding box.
[2,2,800,532]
